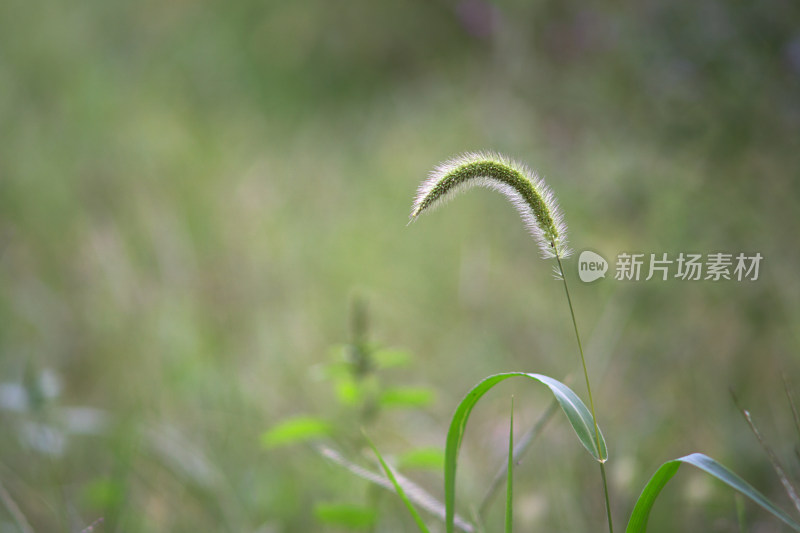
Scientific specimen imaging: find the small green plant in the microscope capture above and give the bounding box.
[264,297,435,449]
[398,152,800,533]
[263,297,442,529]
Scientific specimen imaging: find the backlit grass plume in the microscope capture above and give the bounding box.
[410,152,570,259]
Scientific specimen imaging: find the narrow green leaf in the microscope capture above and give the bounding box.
[373,348,413,369]
[314,503,376,528]
[81,478,124,509]
[335,378,363,406]
[505,397,514,533]
[626,453,800,533]
[479,398,559,519]
[444,373,607,533]
[318,445,475,532]
[365,434,432,533]
[398,447,445,471]
[260,416,331,448]
[379,387,434,408]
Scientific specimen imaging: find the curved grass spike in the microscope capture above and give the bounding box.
[410,152,570,259]
[411,153,613,532]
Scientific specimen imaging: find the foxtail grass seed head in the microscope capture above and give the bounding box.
[410,152,570,259]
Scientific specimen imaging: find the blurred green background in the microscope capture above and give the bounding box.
[1,0,799,531]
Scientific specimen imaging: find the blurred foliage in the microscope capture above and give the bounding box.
[1,0,799,531]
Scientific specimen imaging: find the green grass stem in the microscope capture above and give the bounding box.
[555,252,614,533]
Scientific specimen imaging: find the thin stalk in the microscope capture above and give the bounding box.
[781,373,800,470]
[731,391,800,515]
[555,252,614,533]
[782,373,800,444]
[735,493,747,533]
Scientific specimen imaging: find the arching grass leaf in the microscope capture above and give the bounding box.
[626,453,800,533]
[444,372,607,533]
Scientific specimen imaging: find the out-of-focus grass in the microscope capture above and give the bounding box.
[0,0,799,531]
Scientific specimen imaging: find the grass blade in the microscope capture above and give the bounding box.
[317,445,475,532]
[626,453,800,532]
[732,390,800,515]
[735,493,747,533]
[365,433,431,533]
[479,398,558,518]
[444,372,607,533]
[314,503,377,528]
[505,397,514,533]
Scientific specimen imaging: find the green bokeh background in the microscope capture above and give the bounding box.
[1,0,799,531]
